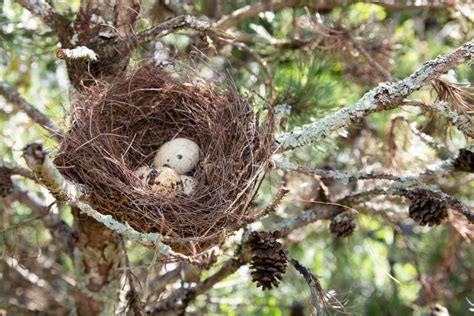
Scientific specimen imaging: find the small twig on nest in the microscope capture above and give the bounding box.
[0,82,63,140]
[22,142,193,261]
[56,46,98,62]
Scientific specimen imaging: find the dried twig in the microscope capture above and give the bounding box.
[5,182,75,257]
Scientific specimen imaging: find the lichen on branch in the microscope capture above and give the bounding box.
[276,40,474,151]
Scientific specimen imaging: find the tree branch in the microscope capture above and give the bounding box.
[124,15,233,51]
[276,39,474,151]
[285,252,324,316]
[0,160,34,180]
[339,184,474,223]
[15,0,70,32]
[5,182,76,257]
[149,244,251,313]
[405,100,474,138]
[22,142,193,261]
[274,158,456,185]
[216,0,454,29]
[0,82,63,141]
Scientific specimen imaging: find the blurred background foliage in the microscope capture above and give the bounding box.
[1,0,473,315]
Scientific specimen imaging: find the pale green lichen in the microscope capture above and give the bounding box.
[276,40,474,151]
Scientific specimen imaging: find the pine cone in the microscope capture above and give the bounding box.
[248,231,287,290]
[453,148,473,172]
[329,213,356,238]
[409,194,447,226]
[0,167,13,198]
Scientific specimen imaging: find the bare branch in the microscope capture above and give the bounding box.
[22,142,193,261]
[6,182,76,257]
[127,15,233,49]
[216,0,454,29]
[15,0,69,32]
[0,160,34,180]
[274,158,455,185]
[340,184,474,223]
[149,244,251,313]
[0,82,63,141]
[349,36,394,81]
[272,205,340,236]
[276,40,474,150]
[285,252,324,315]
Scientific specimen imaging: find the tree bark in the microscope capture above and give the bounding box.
[72,209,122,315]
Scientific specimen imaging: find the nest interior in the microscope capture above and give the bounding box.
[54,63,273,256]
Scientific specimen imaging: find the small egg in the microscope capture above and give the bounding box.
[153,138,200,175]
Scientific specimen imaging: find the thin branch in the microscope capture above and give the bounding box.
[272,204,340,237]
[276,40,474,151]
[275,160,401,182]
[0,82,62,141]
[15,0,70,32]
[7,182,76,257]
[125,15,233,50]
[0,160,34,180]
[285,252,324,316]
[216,0,454,29]
[148,244,251,313]
[339,184,474,223]
[22,142,193,261]
[120,240,145,316]
[349,35,394,81]
[274,158,455,185]
[245,187,289,223]
[405,100,474,138]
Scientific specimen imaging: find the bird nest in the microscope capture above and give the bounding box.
[54,63,274,257]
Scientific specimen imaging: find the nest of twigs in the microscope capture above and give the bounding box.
[54,62,274,256]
